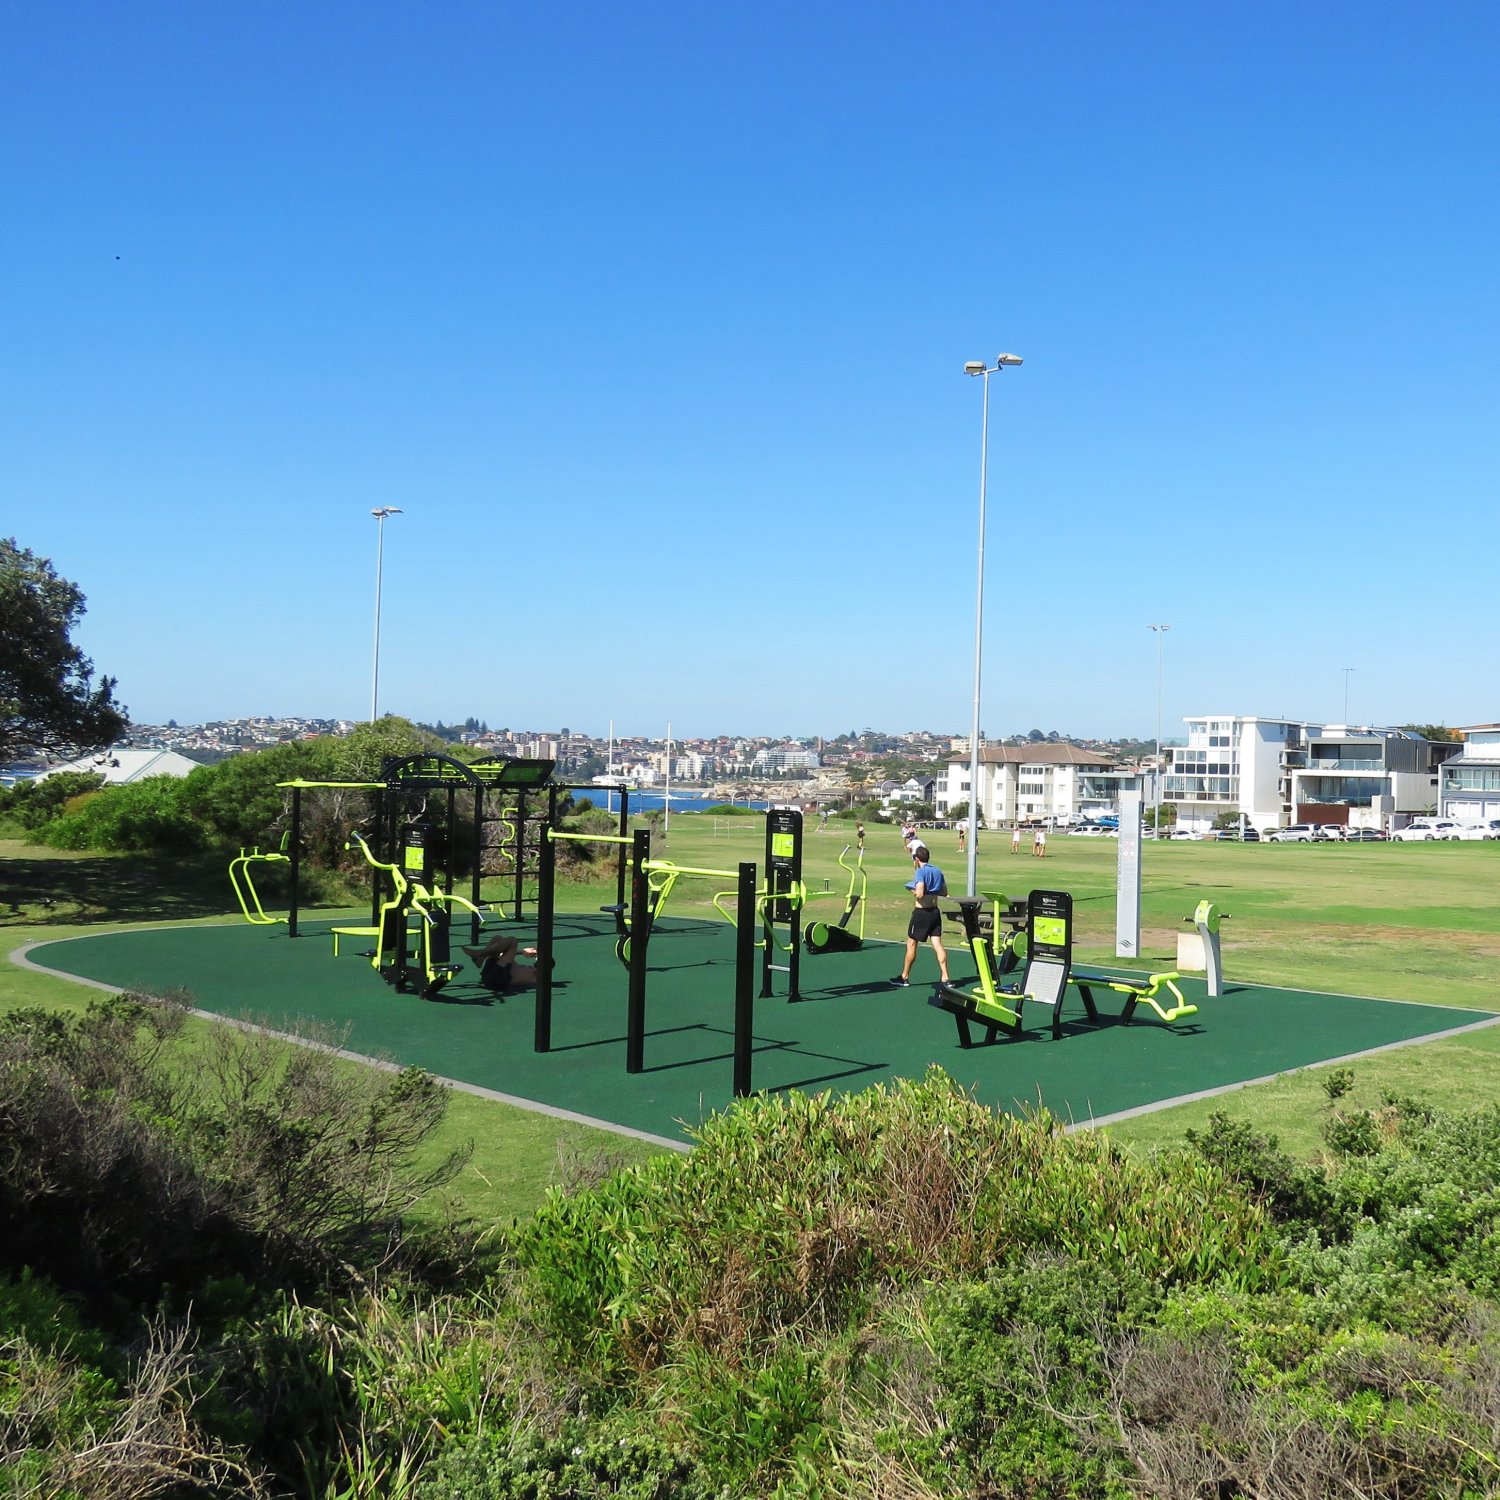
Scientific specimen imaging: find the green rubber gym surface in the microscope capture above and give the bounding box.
[24,915,1498,1144]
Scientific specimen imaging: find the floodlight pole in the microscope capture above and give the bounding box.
[370,506,402,721]
[1148,624,1171,836]
[962,355,1023,898]
[1343,666,1355,724]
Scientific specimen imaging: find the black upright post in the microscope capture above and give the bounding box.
[535,788,557,1053]
[615,787,630,913]
[470,787,484,944]
[513,789,528,919]
[626,827,652,1074]
[733,859,757,1098]
[444,786,457,896]
[369,789,386,928]
[288,785,303,937]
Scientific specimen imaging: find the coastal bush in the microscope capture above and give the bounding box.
[41,773,207,854]
[414,1418,719,1500]
[0,769,104,833]
[507,1071,1276,1491]
[0,995,471,1309]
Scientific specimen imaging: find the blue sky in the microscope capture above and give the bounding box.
[4,1,1496,740]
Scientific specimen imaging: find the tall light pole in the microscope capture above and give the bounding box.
[1148,624,1171,836]
[962,354,1023,898]
[370,507,402,721]
[1343,666,1356,724]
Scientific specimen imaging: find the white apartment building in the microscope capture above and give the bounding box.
[1439,724,1500,821]
[1163,716,1315,833]
[1164,716,1448,832]
[753,746,821,773]
[937,744,1141,825]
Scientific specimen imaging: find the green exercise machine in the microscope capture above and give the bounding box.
[930,888,1197,1045]
[802,844,869,955]
[340,823,487,999]
[1184,899,1229,997]
[228,833,291,925]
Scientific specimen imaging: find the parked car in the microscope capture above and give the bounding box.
[1167,828,1201,840]
[1392,820,1462,841]
[1268,824,1320,842]
[1343,828,1387,842]
[1456,820,1500,840]
[1070,823,1108,836]
[1214,827,1260,842]
[1312,825,1346,841]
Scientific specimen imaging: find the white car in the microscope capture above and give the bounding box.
[1456,820,1500,840]
[1393,820,1462,841]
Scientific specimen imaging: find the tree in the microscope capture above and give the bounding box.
[0,539,126,760]
[1402,724,1460,743]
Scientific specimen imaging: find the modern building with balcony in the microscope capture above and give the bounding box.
[1290,726,1452,830]
[1439,724,1500,822]
[1163,715,1317,834]
[1164,717,1452,832]
[937,743,1141,825]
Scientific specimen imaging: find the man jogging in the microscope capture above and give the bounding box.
[890,844,952,987]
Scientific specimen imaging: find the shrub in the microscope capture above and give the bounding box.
[42,775,207,854]
[0,771,105,833]
[415,1418,718,1500]
[510,1072,1274,1415]
[0,995,472,1309]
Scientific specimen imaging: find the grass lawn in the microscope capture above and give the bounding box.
[6,818,1500,1215]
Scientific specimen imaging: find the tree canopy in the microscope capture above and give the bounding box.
[0,539,127,761]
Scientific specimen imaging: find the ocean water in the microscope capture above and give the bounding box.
[572,788,770,815]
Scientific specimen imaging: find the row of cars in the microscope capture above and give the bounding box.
[1068,819,1500,843]
[1391,818,1500,841]
[1266,819,1500,842]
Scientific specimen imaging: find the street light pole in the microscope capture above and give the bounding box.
[1343,666,1355,724]
[1148,624,1171,836]
[962,354,1023,898]
[370,507,403,721]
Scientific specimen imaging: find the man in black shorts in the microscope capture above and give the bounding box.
[462,934,543,993]
[890,844,952,987]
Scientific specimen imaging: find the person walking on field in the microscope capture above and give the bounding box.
[956,822,967,854]
[856,822,866,852]
[1011,824,1022,855]
[890,844,952,987]
[1033,827,1047,858]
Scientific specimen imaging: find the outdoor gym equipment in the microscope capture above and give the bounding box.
[1068,968,1196,1026]
[802,845,869,955]
[931,889,1200,1045]
[276,753,556,939]
[931,889,1079,1044]
[1180,899,1229,996]
[228,834,291,925]
[340,823,488,1000]
[759,807,804,1001]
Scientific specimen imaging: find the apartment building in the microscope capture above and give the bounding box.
[1292,726,1452,830]
[937,744,1141,825]
[1164,716,1451,832]
[1439,724,1500,821]
[1162,716,1314,833]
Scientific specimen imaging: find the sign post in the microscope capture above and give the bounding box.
[1116,789,1142,959]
